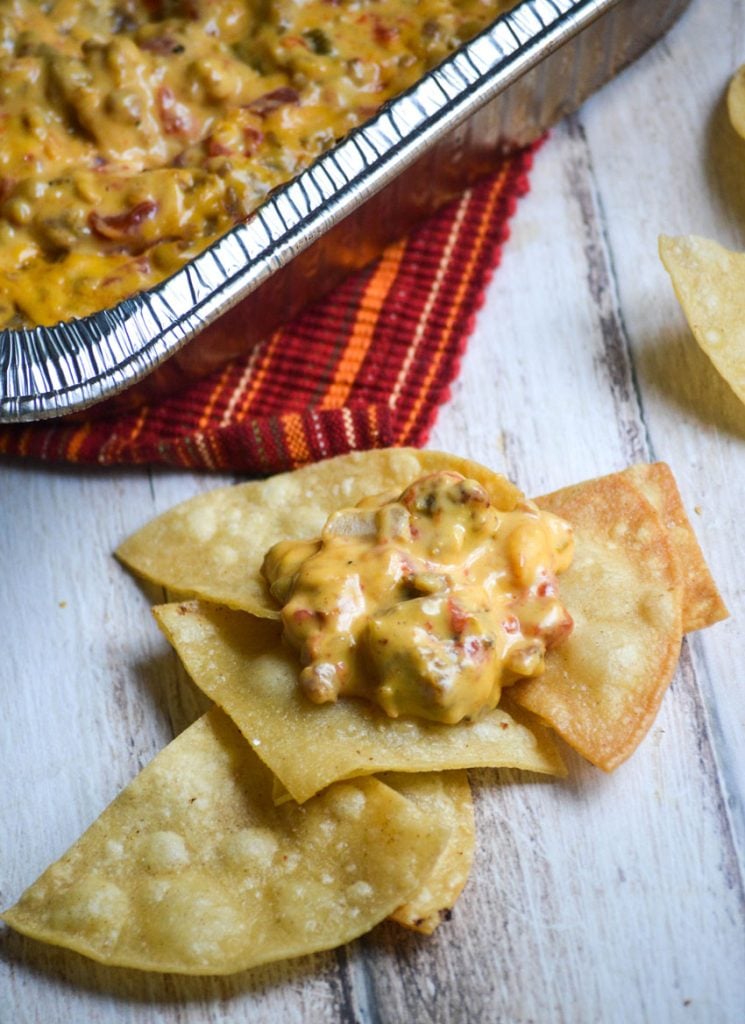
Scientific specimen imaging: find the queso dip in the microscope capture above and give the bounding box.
[0,0,515,328]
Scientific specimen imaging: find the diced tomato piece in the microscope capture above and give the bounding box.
[373,18,398,45]
[139,35,185,54]
[206,136,233,157]
[463,635,489,661]
[88,200,158,241]
[292,608,316,625]
[157,86,192,136]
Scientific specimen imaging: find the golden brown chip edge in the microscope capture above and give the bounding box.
[626,462,728,633]
[114,448,523,618]
[511,471,684,772]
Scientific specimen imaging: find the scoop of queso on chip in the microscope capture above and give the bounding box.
[262,470,574,724]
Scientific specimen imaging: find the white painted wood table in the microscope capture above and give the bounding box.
[2,1,744,1020]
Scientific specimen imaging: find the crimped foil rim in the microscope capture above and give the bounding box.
[0,0,612,422]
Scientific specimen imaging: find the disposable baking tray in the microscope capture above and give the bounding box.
[0,0,691,422]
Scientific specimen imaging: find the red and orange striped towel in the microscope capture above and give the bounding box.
[0,145,536,473]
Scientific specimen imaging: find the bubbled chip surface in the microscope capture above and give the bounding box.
[513,472,684,771]
[154,602,567,804]
[116,448,522,617]
[2,709,450,974]
[384,771,475,935]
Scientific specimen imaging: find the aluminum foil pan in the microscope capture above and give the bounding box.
[0,0,691,422]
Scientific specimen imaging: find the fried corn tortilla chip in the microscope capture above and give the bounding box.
[153,602,567,803]
[659,234,745,407]
[626,463,727,632]
[384,771,475,935]
[271,770,475,933]
[728,64,745,140]
[511,472,684,772]
[122,449,723,775]
[9,452,725,973]
[2,709,450,975]
[116,448,522,616]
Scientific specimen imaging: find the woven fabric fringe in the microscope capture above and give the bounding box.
[0,145,537,473]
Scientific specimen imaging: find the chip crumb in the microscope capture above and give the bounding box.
[279,851,300,873]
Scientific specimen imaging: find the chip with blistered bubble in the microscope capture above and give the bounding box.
[135,450,724,775]
[153,601,567,803]
[660,234,745,410]
[118,448,723,638]
[2,709,450,974]
[116,448,522,617]
[625,462,727,634]
[5,448,726,974]
[270,769,478,934]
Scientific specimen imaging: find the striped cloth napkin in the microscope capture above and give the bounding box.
[0,145,536,473]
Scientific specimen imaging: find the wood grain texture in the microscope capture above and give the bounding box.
[2,0,744,1020]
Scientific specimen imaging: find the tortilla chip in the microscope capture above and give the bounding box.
[659,234,745,407]
[118,449,719,635]
[116,448,522,616]
[512,472,683,772]
[270,770,476,932]
[2,709,450,975]
[626,463,727,632]
[384,771,475,935]
[153,602,567,804]
[728,64,745,140]
[120,450,721,776]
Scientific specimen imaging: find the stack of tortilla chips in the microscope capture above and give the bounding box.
[3,449,726,974]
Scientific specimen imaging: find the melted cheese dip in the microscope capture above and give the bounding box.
[263,471,574,724]
[0,0,515,328]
